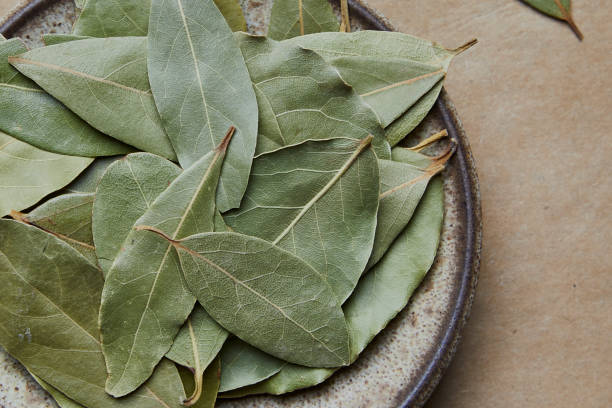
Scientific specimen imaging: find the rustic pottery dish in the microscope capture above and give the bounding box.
[0,0,482,407]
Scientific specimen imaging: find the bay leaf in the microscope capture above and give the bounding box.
[148,0,258,212]
[222,176,444,397]
[0,131,92,217]
[31,374,85,408]
[0,220,187,407]
[268,0,339,40]
[521,0,583,40]
[0,38,130,157]
[144,229,350,368]
[73,0,246,38]
[64,156,122,194]
[339,0,350,33]
[10,192,97,267]
[93,152,181,275]
[224,137,379,303]
[42,34,90,46]
[178,357,221,408]
[286,31,475,145]
[100,129,233,397]
[218,337,284,392]
[166,307,228,405]
[73,0,151,37]
[235,33,390,159]
[9,37,177,160]
[366,142,453,269]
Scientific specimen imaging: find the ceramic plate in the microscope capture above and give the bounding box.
[0,1,482,406]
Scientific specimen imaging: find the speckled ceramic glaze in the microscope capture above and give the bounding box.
[0,1,482,407]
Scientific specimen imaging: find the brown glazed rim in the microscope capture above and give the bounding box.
[0,1,482,407]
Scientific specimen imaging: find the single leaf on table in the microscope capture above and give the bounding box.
[0,38,130,157]
[178,357,221,408]
[219,337,285,392]
[0,220,187,407]
[367,141,453,268]
[10,192,97,267]
[93,153,181,275]
[144,229,350,368]
[64,156,122,194]
[235,34,390,158]
[100,129,233,397]
[521,0,583,40]
[148,0,258,212]
[0,131,92,217]
[30,374,85,408]
[268,0,339,40]
[222,177,444,397]
[286,31,476,145]
[9,37,177,160]
[224,137,379,303]
[166,307,228,405]
[72,0,151,37]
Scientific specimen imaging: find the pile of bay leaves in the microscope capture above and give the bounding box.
[0,0,472,407]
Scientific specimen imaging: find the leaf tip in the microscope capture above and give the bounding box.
[216,126,236,153]
[9,210,29,224]
[452,38,478,55]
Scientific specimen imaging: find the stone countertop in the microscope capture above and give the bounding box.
[1,0,610,407]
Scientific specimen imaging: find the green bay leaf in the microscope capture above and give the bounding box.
[0,131,92,217]
[213,0,247,32]
[93,153,181,275]
[222,177,444,397]
[73,0,151,37]
[0,220,186,407]
[31,373,85,408]
[10,192,97,267]
[235,34,390,159]
[521,0,583,39]
[151,230,350,368]
[100,131,232,397]
[148,0,258,212]
[224,137,379,303]
[219,337,284,392]
[268,0,339,40]
[166,306,228,405]
[64,156,122,194]
[9,37,177,160]
[0,38,130,157]
[286,31,474,145]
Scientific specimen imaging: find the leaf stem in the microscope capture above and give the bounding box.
[183,369,203,406]
[451,38,478,55]
[340,0,351,33]
[298,0,304,36]
[553,0,583,40]
[409,129,448,152]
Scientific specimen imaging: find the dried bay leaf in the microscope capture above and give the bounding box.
[148,0,258,212]
[268,0,339,40]
[521,0,583,40]
[286,31,475,145]
[64,156,122,194]
[9,37,177,160]
[0,38,130,157]
[366,142,453,269]
[0,220,187,407]
[222,177,444,397]
[73,0,151,37]
[178,357,221,408]
[235,34,390,159]
[0,131,92,217]
[100,130,233,397]
[218,337,284,392]
[166,307,228,405]
[93,153,181,275]
[10,192,97,267]
[144,229,350,368]
[73,0,246,38]
[31,374,85,408]
[224,137,379,303]
[42,34,90,45]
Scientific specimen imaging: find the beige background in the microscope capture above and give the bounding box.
[1,0,611,407]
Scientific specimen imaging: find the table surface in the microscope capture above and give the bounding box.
[1,0,610,407]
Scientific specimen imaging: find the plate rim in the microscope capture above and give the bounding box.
[0,1,482,407]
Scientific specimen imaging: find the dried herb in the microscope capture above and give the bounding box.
[9,37,176,159]
[148,0,258,212]
[268,0,339,40]
[521,0,583,40]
